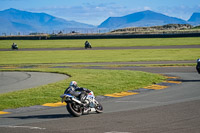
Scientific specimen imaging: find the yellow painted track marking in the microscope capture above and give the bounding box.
[143,85,168,90]
[0,66,17,69]
[42,102,66,107]
[166,76,179,79]
[164,80,182,84]
[0,111,10,115]
[104,91,139,97]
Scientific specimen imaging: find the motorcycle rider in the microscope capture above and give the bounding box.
[196,58,200,74]
[12,43,18,49]
[84,41,91,48]
[64,81,91,106]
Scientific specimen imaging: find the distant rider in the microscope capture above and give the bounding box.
[84,41,92,48]
[196,58,200,74]
[64,81,91,105]
[12,43,18,49]
[85,41,90,46]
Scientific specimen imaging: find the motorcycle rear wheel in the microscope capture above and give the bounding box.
[67,102,82,117]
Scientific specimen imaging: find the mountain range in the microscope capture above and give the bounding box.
[188,12,200,25]
[0,8,200,34]
[98,10,200,29]
[0,8,94,34]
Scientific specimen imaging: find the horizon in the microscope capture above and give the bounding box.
[0,0,199,25]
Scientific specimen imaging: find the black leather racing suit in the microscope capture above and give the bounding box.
[64,86,91,102]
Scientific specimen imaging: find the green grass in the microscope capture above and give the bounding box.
[0,49,199,65]
[0,68,165,110]
[0,37,200,49]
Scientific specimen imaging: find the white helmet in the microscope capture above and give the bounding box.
[69,81,77,88]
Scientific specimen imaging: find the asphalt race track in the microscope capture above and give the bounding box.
[0,45,200,133]
[0,72,69,93]
[0,45,199,51]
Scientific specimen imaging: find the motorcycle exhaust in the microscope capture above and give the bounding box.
[71,97,82,105]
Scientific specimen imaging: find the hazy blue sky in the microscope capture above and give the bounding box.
[0,0,199,25]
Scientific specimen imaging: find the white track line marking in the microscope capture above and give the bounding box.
[0,125,46,130]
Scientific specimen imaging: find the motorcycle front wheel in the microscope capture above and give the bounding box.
[196,65,200,74]
[96,103,103,113]
[66,102,82,117]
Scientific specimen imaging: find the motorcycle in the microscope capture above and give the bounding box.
[196,59,200,74]
[85,41,92,49]
[60,91,103,117]
[11,44,18,50]
[196,64,200,74]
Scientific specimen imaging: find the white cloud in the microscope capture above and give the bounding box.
[143,6,151,10]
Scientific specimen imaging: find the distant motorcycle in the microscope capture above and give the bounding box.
[11,43,18,50]
[196,58,200,74]
[85,41,92,49]
[60,91,103,117]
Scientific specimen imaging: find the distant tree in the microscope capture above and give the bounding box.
[58,31,63,34]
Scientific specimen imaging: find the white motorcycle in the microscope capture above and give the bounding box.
[60,91,103,117]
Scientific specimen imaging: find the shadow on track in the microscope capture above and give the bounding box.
[6,114,71,119]
[178,79,200,83]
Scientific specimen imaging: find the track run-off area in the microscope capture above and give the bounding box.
[0,45,200,133]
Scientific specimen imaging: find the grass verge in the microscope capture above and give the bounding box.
[0,49,199,65]
[0,68,165,111]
